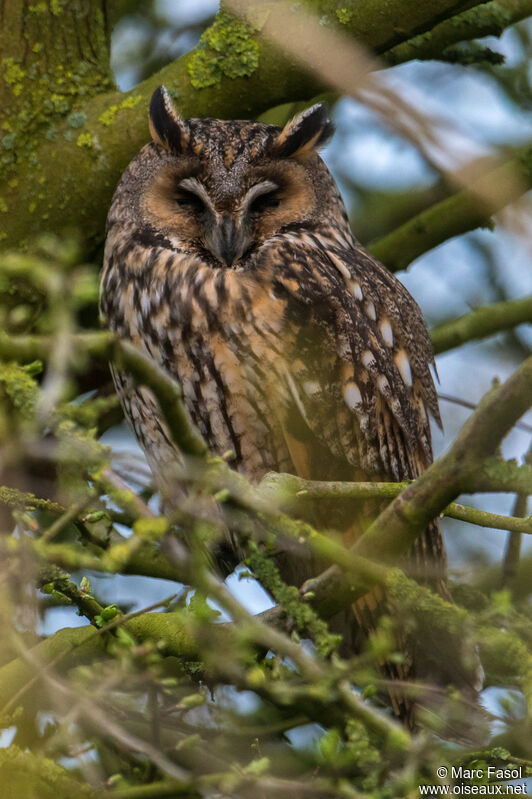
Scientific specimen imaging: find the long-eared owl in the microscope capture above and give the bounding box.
[100,87,480,725]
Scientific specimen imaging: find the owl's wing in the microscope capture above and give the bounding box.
[256,234,440,486]
[255,236,456,722]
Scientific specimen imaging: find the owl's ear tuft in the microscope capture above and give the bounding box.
[273,103,334,158]
[149,86,189,152]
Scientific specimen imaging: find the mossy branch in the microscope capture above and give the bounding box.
[430,295,532,354]
[260,474,532,535]
[2,330,532,687]
[0,330,207,458]
[0,612,197,714]
[369,145,532,271]
[2,330,531,551]
[385,0,532,65]
[0,0,498,252]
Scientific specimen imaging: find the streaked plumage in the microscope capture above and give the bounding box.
[100,87,479,727]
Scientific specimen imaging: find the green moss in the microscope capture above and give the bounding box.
[247,542,340,656]
[0,485,63,514]
[0,197,7,213]
[336,8,353,24]
[120,94,142,110]
[98,95,141,128]
[188,12,259,89]
[1,58,25,96]
[1,134,16,151]
[0,12,113,190]
[98,105,118,126]
[2,58,25,86]
[76,131,93,148]
[133,517,170,541]
[459,5,512,35]
[478,624,532,683]
[386,568,467,635]
[59,394,118,428]
[56,421,110,475]
[0,361,41,420]
[48,93,70,114]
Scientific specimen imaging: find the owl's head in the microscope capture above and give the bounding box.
[110,86,344,268]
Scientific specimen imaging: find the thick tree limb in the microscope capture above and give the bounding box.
[369,146,532,271]
[0,613,197,717]
[0,0,495,251]
[431,295,532,354]
[228,0,495,55]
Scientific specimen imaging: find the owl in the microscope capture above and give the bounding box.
[100,86,480,727]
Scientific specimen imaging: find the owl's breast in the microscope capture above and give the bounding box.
[103,250,300,481]
[167,265,298,480]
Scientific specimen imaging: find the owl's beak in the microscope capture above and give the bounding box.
[209,215,248,267]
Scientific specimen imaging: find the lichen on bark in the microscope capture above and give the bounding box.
[188,12,260,89]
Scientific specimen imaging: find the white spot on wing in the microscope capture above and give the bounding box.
[362,350,376,370]
[141,295,151,315]
[395,349,413,386]
[358,413,369,432]
[343,381,362,410]
[351,281,363,300]
[377,375,390,394]
[328,252,351,281]
[365,300,376,320]
[379,318,394,347]
[417,395,428,422]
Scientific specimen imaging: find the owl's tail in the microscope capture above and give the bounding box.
[345,519,488,743]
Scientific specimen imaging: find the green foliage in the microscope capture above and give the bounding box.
[94,603,120,627]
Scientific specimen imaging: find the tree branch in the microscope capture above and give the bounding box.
[0,611,197,713]
[303,355,532,615]
[430,295,532,354]
[261,474,532,534]
[0,330,207,458]
[369,145,532,271]
[385,0,532,65]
